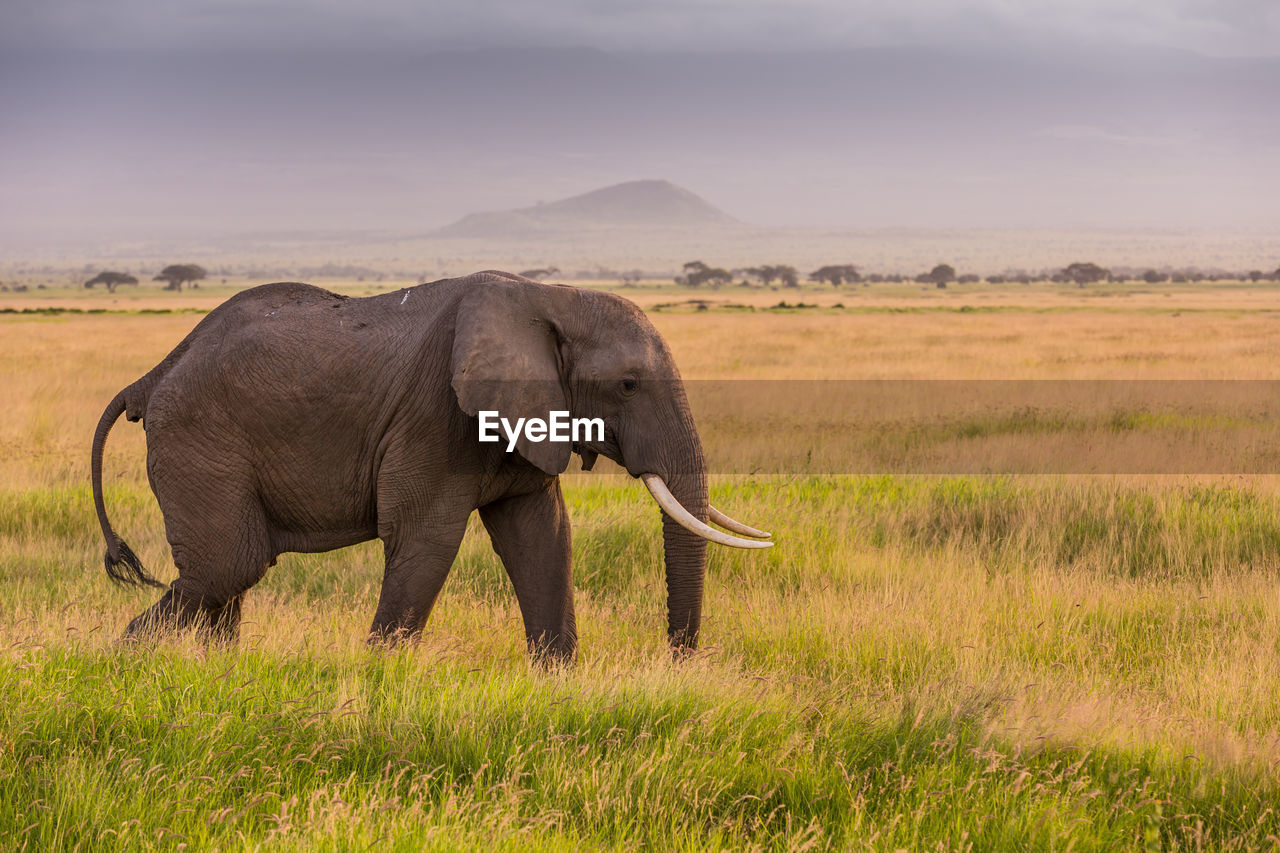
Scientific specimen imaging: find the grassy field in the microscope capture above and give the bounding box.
[5,279,1280,849]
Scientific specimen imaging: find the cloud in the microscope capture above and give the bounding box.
[1,0,1276,56]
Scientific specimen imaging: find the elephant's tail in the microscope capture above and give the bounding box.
[93,390,164,589]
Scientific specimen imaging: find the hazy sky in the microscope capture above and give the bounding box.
[5,0,1278,56]
[2,1,1277,247]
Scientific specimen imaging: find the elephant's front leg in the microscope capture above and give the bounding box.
[479,479,576,664]
[369,514,470,644]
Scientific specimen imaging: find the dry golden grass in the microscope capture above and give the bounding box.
[7,282,1280,485]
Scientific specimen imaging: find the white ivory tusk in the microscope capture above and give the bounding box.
[708,506,771,539]
[641,474,773,550]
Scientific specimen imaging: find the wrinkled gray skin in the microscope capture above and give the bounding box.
[91,271,708,663]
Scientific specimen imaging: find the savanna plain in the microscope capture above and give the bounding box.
[7,277,1280,850]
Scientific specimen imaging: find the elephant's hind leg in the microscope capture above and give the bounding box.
[124,483,272,643]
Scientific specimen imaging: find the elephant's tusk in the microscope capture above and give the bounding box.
[641,474,773,550]
[708,506,771,539]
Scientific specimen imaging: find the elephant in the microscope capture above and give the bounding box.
[91,270,771,662]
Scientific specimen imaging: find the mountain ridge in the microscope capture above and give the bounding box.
[430,180,743,238]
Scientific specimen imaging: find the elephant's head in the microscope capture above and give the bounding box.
[451,274,770,651]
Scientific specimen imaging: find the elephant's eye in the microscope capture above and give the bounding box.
[620,377,639,395]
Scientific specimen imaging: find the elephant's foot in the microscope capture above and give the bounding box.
[121,587,243,644]
[365,624,424,649]
[528,631,577,668]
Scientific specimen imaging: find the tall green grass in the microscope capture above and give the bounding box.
[5,643,1278,850]
[6,476,1280,848]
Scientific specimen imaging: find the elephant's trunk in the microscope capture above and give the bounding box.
[627,386,770,652]
[653,473,771,651]
[622,398,711,652]
[659,466,710,651]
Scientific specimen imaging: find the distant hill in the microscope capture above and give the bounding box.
[431,180,743,238]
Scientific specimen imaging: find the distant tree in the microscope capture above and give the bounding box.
[925,263,956,288]
[619,269,643,287]
[742,264,798,288]
[1061,262,1110,287]
[1248,270,1265,282]
[704,268,732,288]
[810,266,838,287]
[1063,262,1109,285]
[678,260,732,288]
[1274,267,1280,282]
[676,260,705,286]
[957,273,980,284]
[84,271,139,293]
[153,263,207,291]
[810,264,860,287]
[985,274,1006,284]
[519,267,560,280]
[1141,269,1168,283]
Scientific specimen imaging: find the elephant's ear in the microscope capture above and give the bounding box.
[451,282,572,476]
